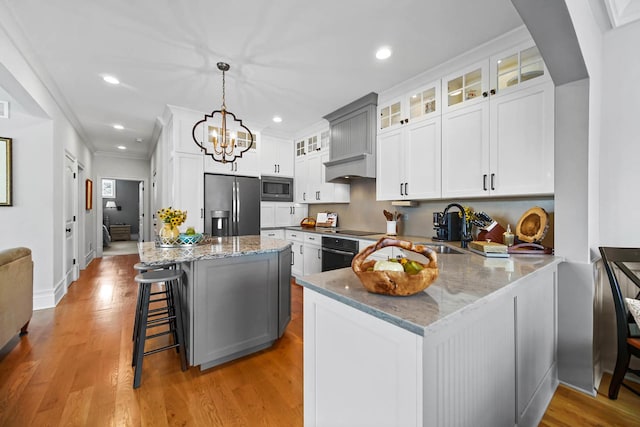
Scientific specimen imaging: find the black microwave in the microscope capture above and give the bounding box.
[261,176,294,202]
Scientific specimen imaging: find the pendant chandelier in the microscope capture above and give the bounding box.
[192,62,254,164]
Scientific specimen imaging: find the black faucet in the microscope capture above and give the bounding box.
[442,203,472,248]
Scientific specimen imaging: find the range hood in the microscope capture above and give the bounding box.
[323,92,378,183]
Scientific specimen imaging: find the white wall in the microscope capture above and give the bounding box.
[599,20,640,246]
[0,19,94,309]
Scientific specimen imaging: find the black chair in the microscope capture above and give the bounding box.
[599,247,640,399]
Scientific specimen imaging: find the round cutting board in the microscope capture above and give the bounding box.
[515,207,549,243]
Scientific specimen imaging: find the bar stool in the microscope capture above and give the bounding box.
[132,268,187,388]
[132,262,175,342]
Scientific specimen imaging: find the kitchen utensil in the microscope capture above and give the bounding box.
[383,210,393,221]
[352,237,439,296]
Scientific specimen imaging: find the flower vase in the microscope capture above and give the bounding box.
[160,223,180,244]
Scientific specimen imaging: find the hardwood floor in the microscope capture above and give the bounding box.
[0,254,637,426]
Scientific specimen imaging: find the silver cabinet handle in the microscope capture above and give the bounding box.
[317,248,321,259]
[291,250,294,265]
[201,208,204,218]
[300,245,303,254]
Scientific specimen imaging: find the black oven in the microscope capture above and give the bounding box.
[321,236,359,272]
[261,176,293,202]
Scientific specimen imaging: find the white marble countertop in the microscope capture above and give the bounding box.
[138,235,291,265]
[297,251,562,336]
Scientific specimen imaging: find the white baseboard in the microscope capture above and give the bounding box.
[33,288,56,310]
[519,362,559,427]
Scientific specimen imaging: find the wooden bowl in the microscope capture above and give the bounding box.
[351,237,439,296]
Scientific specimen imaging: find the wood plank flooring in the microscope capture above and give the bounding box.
[0,254,637,426]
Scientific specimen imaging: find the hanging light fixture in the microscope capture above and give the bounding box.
[192,62,254,164]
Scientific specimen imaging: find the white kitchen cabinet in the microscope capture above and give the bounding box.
[261,202,309,228]
[286,230,304,278]
[203,132,261,177]
[260,135,294,177]
[441,60,490,115]
[295,133,349,204]
[166,105,209,155]
[378,80,441,133]
[442,80,553,198]
[303,233,322,276]
[260,228,285,239]
[169,152,204,232]
[441,41,553,198]
[377,116,441,200]
[358,239,395,261]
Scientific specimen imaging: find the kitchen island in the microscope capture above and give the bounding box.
[298,246,562,427]
[139,235,292,370]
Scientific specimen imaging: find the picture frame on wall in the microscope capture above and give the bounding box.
[102,178,116,198]
[0,137,12,206]
[85,179,93,210]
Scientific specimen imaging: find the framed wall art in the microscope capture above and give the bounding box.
[0,137,12,206]
[101,178,116,198]
[85,179,93,210]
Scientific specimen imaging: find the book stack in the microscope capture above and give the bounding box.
[468,241,509,258]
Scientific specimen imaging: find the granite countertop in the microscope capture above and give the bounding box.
[297,251,562,336]
[138,235,291,265]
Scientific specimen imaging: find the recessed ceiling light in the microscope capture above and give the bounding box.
[117,145,126,150]
[113,124,124,130]
[135,138,143,143]
[103,75,120,85]
[375,47,392,60]
[272,116,282,123]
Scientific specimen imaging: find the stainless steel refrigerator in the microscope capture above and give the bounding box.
[204,173,261,236]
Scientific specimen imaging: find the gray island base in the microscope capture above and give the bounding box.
[138,236,292,371]
[298,249,562,427]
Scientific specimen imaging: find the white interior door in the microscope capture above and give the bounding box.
[63,155,77,287]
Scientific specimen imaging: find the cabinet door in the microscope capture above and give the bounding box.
[260,202,276,228]
[376,129,404,201]
[405,117,441,200]
[274,204,294,227]
[261,136,294,176]
[291,204,308,226]
[442,61,489,114]
[290,240,304,277]
[489,81,554,196]
[491,42,549,97]
[441,102,490,198]
[303,242,322,275]
[294,156,307,203]
[407,81,441,122]
[306,152,324,203]
[172,153,204,232]
[377,97,403,133]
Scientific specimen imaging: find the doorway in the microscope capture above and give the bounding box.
[101,177,145,256]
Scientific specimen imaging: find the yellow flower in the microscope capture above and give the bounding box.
[157,207,187,226]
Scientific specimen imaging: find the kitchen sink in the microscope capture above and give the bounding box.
[416,243,465,255]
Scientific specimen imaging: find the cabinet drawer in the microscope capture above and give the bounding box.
[304,233,321,245]
[285,230,304,242]
[261,229,285,239]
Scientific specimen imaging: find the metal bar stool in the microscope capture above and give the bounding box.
[132,262,176,343]
[132,268,187,388]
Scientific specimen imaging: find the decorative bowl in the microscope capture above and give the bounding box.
[351,237,439,296]
[179,233,203,245]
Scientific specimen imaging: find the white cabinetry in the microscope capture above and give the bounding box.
[286,230,304,278]
[376,80,442,201]
[203,133,261,177]
[260,229,285,239]
[377,117,441,200]
[261,202,308,228]
[169,153,204,232]
[303,263,558,426]
[303,233,322,276]
[441,42,553,198]
[294,128,349,204]
[260,135,293,176]
[304,290,421,427]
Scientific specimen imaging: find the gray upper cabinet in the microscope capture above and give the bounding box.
[323,92,378,182]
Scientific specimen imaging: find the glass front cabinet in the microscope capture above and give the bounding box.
[377,80,441,133]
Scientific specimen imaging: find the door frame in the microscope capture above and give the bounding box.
[97,175,149,258]
[63,152,79,290]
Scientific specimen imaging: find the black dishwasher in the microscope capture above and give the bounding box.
[321,236,359,272]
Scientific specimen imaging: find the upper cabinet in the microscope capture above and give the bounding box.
[378,80,442,133]
[203,130,261,177]
[294,126,349,204]
[441,41,553,198]
[260,135,294,177]
[442,61,490,115]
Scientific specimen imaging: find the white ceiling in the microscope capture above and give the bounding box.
[0,0,523,159]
